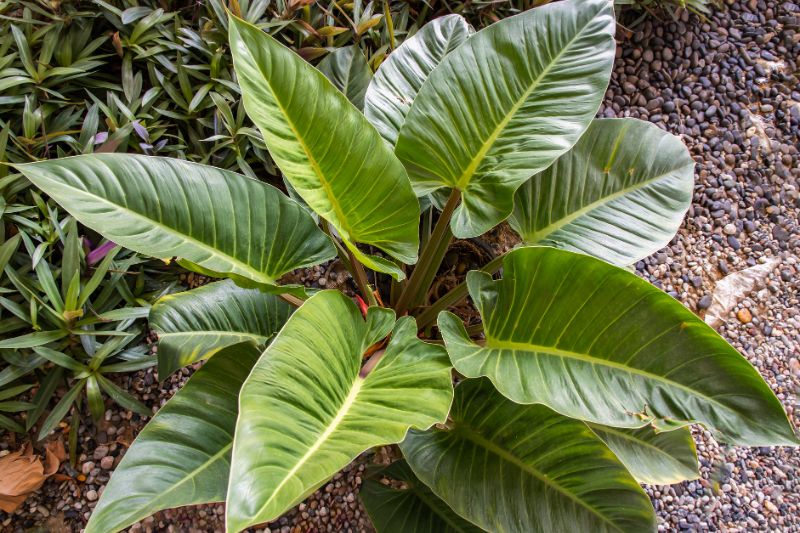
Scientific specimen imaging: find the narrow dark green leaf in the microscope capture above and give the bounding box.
[96,374,150,417]
[0,383,34,401]
[26,366,64,431]
[86,375,105,423]
[32,346,87,372]
[0,234,21,274]
[0,330,67,349]
[0,413,25,434]
[62,219,82,297]
[38,379,85,440]
[0,400,36,412]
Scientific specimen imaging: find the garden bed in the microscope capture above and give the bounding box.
[1,0,799,531]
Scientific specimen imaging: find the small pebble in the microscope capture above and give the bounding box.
[737,308,753,324]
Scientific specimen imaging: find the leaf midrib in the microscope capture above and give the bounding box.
[241,29,352,237]
[453,423,624,532]
[483,337,734,414]
[251,376,365,518]
[157,331,269,342]
[30,174,276,285]
[453,5,606,190]
[523,162,692,244]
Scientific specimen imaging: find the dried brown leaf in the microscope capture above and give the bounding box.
[45,437,67,464]
[0,443,62,513]
[705,258,779,329]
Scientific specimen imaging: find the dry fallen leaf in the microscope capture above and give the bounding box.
[46,437,67,464]
[0,441,62,513]
[45,513,72,533]
[704,258,779,329]
[115,424,136,448]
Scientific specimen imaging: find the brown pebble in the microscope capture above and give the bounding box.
[737,308,753,323]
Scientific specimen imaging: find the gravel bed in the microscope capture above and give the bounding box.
[2,0,799,530]
[610,0,800,530]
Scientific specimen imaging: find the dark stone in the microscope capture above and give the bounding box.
[698,294,713,309]
[772,225,790,241]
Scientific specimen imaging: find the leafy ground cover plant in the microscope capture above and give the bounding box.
[13,0,794,531]
[0,202,160,445]
[0,0,413,440]
[0,0,446,444]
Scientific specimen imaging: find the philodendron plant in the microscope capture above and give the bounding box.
[13,0,797,531]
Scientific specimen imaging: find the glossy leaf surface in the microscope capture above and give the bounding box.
[364,15,473,146]
[510,119,694,265]
[360,460,485,533]
[16,155,334,287]
[401,379,656,533]
[395,0,616,237]
[228,15,420,264]
[227,291,453,531]
[588,424,699,485]
[85,343,260,533]
[150,280,293,377]
[439,247,797,445]
[318,45,372,110]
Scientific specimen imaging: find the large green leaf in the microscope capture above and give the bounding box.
[364,14,473,146]
[226,291,453,531]
[318,45,372,110]
[394,0,616,238]
[509,119,694,266]
[588,424,699,485]
[15,155,334,287]
[85,343,260,533]
[360,460,485,533]
[228,15,420,265]
[439,247,797,445]
[150,280,293,378]
[401,379,656,533]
